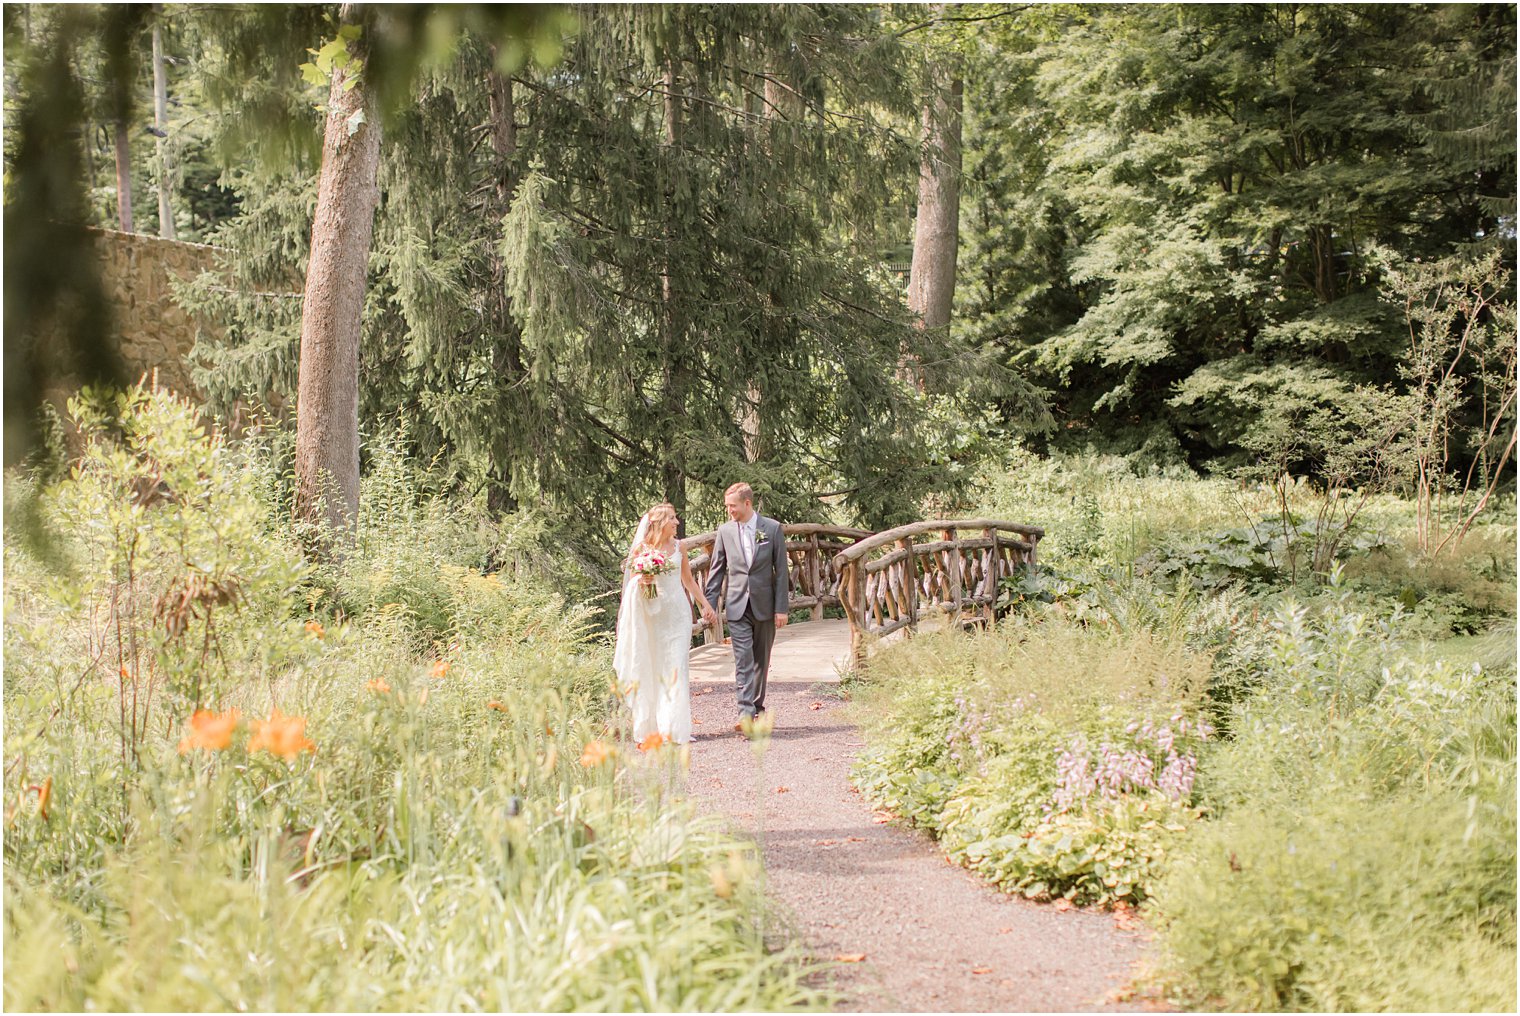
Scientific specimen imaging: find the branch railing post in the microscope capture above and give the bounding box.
[831,519,1044,669]
[899,536,919,632]
[943,527,963,626]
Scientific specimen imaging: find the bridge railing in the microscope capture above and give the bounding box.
[684,523,872,642]
[831,518,1044,663]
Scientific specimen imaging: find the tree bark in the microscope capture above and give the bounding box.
[152,12,176,240]
[661,57,688,526]
[907,63,963,360]
[294,20,381,553]
[113,119,134,233]
[739,68,800,464]
[486,53,524,514]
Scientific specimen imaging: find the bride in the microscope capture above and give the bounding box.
[613,503,718,745]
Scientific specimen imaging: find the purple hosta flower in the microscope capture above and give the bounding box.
[1156,753,1198,801]
[947,693,991,769]
[1050,715,1205,813]
[1052,739,1097,812]
[1094,743,1156,800]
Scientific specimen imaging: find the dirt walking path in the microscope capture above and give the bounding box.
[683,620,1155,1012]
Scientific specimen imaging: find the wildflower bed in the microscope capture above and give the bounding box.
[3,388,824,1012]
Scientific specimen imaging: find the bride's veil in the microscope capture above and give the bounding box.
[614,512,652,684]
[623,511,652,574]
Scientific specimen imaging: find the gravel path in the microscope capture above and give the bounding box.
[683,620,1156,1012]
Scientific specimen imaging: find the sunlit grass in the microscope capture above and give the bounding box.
[3,387,825,1012]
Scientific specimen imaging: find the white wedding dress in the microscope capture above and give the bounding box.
[612,542,693,744]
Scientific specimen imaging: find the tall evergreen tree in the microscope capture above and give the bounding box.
[188,4,963,545]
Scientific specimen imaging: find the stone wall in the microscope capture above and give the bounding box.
[88,226,227,399]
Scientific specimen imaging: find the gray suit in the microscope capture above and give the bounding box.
[704,514,790,718]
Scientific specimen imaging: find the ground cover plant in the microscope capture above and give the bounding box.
[852,452,1517,1012]
[3,387,825,1012]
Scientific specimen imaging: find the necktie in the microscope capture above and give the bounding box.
[741,521,753,565]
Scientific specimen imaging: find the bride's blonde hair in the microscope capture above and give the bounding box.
[625,503,678,569]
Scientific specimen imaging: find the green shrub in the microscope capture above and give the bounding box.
[1151,792,1516,1012]
[1339,527,1517,638]
[851,617,1214,906]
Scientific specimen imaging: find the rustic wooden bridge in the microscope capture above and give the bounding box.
[684,519,1044,663]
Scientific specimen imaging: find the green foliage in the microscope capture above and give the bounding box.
[1148,589,1517,1011]
[3,390,824,1012]
[958,4,1516,475]
[1136,517,1393,592]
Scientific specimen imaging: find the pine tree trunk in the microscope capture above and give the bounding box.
[113,120,134,233]
[739,71,800,464]
[486,55,524,514]
[294,22,381,553]
[907,63,963,347]
[152,13,176,240]
[661,58,687,525]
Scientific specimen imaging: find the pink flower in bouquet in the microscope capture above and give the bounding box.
[630,549,674,598]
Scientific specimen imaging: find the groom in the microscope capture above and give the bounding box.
[704,482,790,731]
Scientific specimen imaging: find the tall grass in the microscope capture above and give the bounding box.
[3,386,825,1012]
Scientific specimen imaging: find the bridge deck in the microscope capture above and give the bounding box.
[688,617,853,687]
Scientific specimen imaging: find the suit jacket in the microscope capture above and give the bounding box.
[704,515,790,622]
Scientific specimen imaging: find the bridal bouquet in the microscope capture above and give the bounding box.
[630,549,675,598]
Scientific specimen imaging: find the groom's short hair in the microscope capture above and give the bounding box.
[725,482,754,504]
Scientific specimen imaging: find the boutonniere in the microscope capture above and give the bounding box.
[754,528,770,545]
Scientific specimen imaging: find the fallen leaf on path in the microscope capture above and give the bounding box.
[833,953,867,963]
[775,786,790,794]
[871,811,894,823]
[996,926,1012,935]
[846,836,865,842]
[1052,898,1074,912]
[809,701,823,710]
[971,967,992,975]
[815,839,838,846]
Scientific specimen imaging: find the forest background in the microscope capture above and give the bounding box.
[7,1,1512,573]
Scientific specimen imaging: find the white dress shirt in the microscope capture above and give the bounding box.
[739,517,754,566]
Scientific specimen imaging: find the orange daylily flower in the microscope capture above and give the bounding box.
[365,678,392,695]
[487,700,507,712]
[248,709,316,759]
[177,708,240,753]
[579,740,614,767]
[304,620,326,639]
[430,659,450,680]
[29,777,52,821]
[637,732,669,753]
